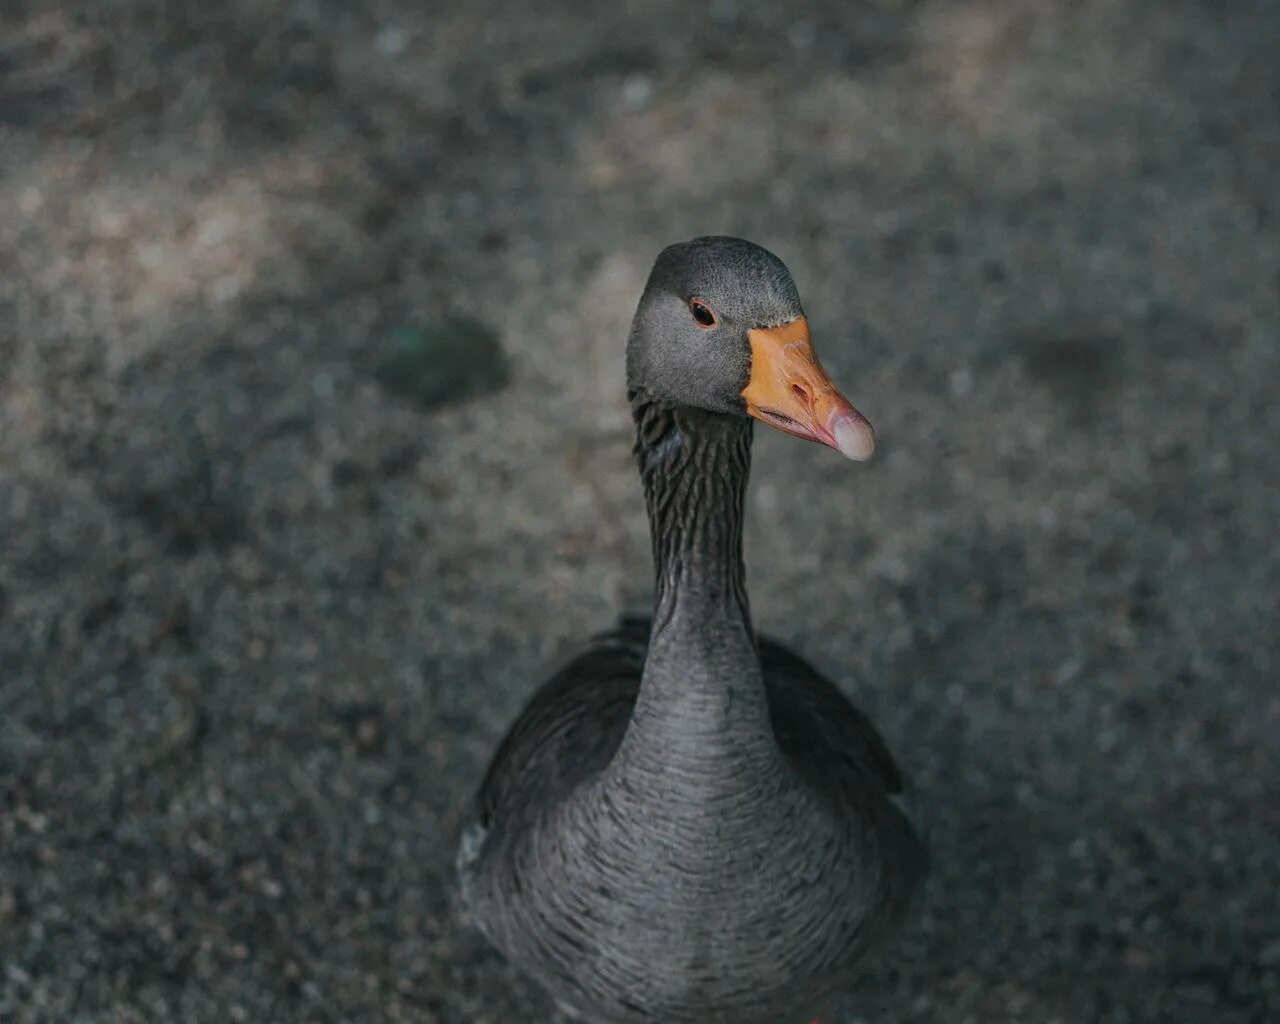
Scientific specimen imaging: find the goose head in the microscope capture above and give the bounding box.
[626,236,875,461]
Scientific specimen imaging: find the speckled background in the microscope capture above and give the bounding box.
[1,1,1277,1022]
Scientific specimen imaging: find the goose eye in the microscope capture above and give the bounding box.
[690,300,717,328]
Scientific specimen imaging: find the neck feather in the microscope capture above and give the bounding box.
[611,392,776,775]
[633,394,753,634]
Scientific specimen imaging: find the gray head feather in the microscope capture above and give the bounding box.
[626,237,805,414]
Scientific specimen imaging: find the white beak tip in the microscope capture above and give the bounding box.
[833,415,876,461]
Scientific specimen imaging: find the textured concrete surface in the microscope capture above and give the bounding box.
[1,1,1277,1022]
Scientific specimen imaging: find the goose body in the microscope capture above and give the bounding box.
[459,238,926,1023]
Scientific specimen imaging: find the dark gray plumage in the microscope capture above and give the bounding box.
[458,237,926,1024]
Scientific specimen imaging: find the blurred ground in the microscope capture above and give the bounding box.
[1,1,1278,1022]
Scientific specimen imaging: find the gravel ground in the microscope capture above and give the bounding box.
[1,1,1277,1022]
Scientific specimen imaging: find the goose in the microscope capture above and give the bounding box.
[458,236,926,1024]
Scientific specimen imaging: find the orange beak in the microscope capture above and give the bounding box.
[741,317,876,461]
